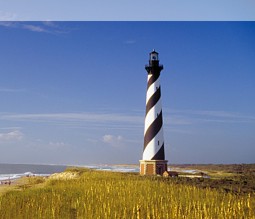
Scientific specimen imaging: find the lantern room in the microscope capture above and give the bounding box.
[150,50,159,61]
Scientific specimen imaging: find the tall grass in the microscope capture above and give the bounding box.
[0,168,254,219]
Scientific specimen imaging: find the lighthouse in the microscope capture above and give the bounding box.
[140,50,168,175]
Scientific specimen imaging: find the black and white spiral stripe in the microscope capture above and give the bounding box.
[143,72,165,160]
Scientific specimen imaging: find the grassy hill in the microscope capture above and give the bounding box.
[0,165,254,218]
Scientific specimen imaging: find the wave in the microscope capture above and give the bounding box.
[75,165,140,173]
[0,172,50,181]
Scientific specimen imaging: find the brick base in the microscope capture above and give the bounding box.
[139,160,168,176]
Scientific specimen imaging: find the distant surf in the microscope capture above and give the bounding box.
[0,163,67,181]
[81,165,140,173]
[0,163,139,181]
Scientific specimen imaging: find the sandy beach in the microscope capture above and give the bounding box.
[0,177,33,196]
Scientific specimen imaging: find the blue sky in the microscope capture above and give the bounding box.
[0,22,255,165]
[0,1,255,21]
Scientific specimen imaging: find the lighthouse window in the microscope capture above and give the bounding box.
[158,141,160,145]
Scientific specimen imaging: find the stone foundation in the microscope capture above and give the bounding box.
[139,160,168,175]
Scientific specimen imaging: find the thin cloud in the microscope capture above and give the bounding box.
[0,112,144,131]
[103,134,123,143]
[0,21,16,27]
[0,88,26,93]
[166,109,255,124]
[0,130,24,142]
[180,109,255,119]
[0,109,253,138]
[0,21,20,29]
[0,127,22,130]
[0,21,67,34]
[0,112,143,124]
[102,134,124,147]
[22,24,48,33]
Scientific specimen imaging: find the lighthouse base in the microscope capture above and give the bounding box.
[139,160,168,176]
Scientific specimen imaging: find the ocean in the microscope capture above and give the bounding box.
[0,163,139,181]
[0,163,67,181]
